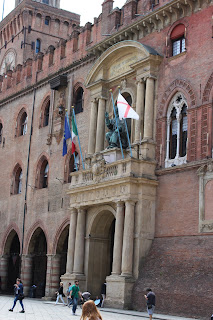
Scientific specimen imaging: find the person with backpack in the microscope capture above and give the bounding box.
[144,288,155,320]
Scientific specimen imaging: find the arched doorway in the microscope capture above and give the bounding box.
[4,231,20,292]
[87,210,115,298]
[28,228,47,297]
[56,225,69,277]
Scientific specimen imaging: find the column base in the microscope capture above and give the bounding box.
[141,139,156,160]
[105,275,135,309]
[61,273,86,293]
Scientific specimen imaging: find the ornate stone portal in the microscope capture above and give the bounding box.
[62,40,162,308]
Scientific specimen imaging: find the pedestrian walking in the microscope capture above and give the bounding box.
[55,282,66,305]
[80,300,103,320]
[144,288,155,320]
[9,278,25,313]
[67,282,72,306]
[101,282,106,308]
[69,280,82,315]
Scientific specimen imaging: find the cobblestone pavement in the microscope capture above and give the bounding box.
[0,296,200,320]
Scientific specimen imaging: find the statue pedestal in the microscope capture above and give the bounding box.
[101,148,124,163]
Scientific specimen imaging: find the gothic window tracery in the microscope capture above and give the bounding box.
[165,92,188,168]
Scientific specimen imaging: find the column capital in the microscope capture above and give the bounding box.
[116,200,125,207]
[135,78,145,85]
[125,199,136,206]
[144,75,157,81]
[71,207,78,215]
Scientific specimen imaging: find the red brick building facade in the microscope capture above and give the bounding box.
[0,0,212,318]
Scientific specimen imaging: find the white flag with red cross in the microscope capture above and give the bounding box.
[117,93,139,120]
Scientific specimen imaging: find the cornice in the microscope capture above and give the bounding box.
[87,0,211,56]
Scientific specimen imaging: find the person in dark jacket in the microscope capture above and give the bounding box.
[55,282,66,305]
[9,278,25,313]
[144,288,155,320]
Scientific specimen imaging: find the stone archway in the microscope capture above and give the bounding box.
[2,230,20,293]
[28,228,47,297]
[87,210,115,298]
[56,225,69,279]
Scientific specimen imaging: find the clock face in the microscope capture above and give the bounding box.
[0,51,16,75]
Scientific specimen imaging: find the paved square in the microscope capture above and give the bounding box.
[0,296,198,320]
[0,296,145,320]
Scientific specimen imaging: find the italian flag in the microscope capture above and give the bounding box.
[72,116,78,154]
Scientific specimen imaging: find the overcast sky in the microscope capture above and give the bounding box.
[0,0,125,25]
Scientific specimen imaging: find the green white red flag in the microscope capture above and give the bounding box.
[72,116,78,154]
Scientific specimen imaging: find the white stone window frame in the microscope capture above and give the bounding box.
[165,92,188,168]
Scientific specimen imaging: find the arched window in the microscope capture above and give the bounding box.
[20,112,28,136]
[0,122,3,144]
[43,101,50,127]
[165,92,188,168]
[36,39,41,54]
[74,87,84,114]
[170,24,186,56]
[64,152,79,183]
[39,160,49,189]
[11,165,23,195]
[45,16,50,26]
[16,109,28,137]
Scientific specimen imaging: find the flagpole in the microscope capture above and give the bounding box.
[110,89,124,160]
[65,110,78,171]
[118,88,133,158]
[72,106,85,170]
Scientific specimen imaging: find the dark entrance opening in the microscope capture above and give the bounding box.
[87,211,115,298]
[29,228,47,297]
[7,233,20,292]
[56,225,69,277]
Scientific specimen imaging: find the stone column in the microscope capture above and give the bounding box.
[66,208,78,274]
[88,99,98,155]
[165,117,171,163]
[0,255,8,291]
[143,77,155,140]
[45,254,61,297]
[176,112,181,159]
[21,255,33,296]
[112,201,125,275]
[121,200,135,277]
[135,80,145,143]
[73,208,86,275]
[95,98,106,153]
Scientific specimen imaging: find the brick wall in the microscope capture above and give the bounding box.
[132,235,213,319]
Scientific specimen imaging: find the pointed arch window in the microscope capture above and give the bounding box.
[64,152,79,183]
[36,158,49,189]
[41,162,49,188]
[43,100,50,127]
[165,93,188,168]
[74,87,84,115]
[11,165,23,195]
[21,112,28,135]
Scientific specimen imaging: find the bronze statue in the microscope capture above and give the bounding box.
[105,107,129,149]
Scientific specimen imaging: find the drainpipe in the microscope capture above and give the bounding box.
[20,72,38,275]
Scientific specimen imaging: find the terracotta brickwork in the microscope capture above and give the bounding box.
[0,0,213,315]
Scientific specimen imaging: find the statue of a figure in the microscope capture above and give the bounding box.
[105,107,129,149]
